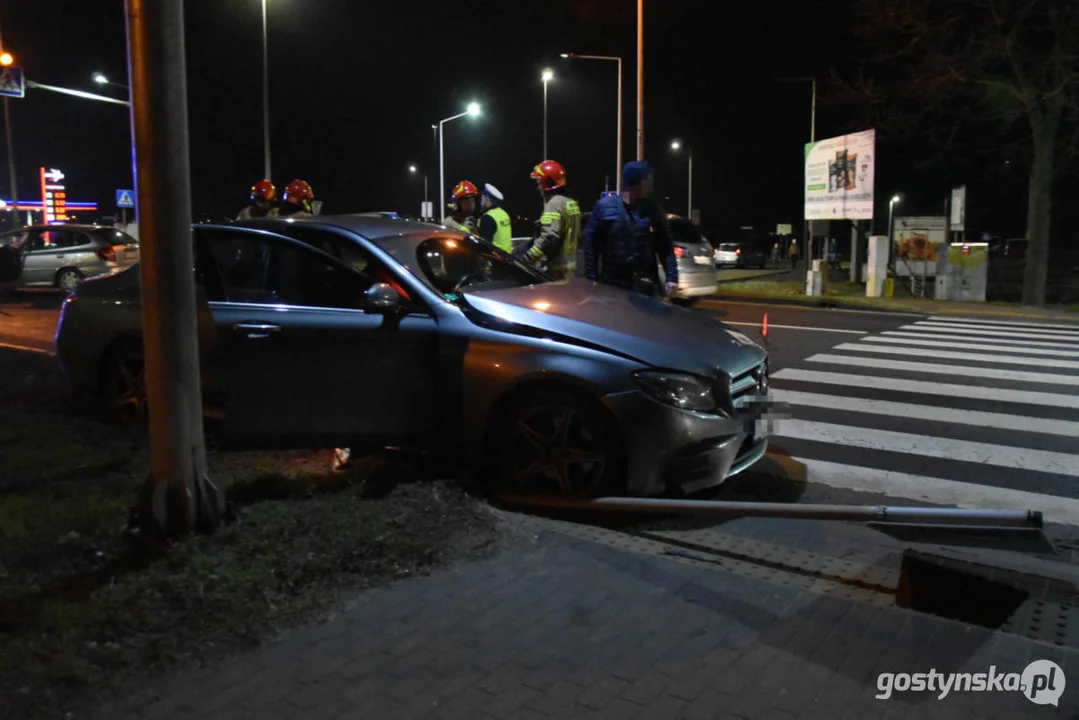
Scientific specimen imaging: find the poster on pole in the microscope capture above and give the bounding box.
[950,186,966,231]
[804,129,875,220]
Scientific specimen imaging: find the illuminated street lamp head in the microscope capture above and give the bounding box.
[93,72,108,85]
[670,140,682,151]
[0,52,13,67]
[409,165,417,173]
[560,53,569,58]
[891,195,902,203]
[466,102,481,117]
[542,69,554,82]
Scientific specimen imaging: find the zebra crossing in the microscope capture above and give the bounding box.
[766,315,1079,525]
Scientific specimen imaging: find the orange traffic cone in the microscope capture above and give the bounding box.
[762,313,769,338]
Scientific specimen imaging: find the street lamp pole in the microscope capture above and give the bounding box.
[0,27,17,229]
[636,0,644,161]
[562,53,622,193]
[542,69,553,159]
[261,0,271,180]
[888,194,901,269]
[670,140,692,219]
[438,103,481,224]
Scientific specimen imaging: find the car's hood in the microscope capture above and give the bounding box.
[462,278,765,378]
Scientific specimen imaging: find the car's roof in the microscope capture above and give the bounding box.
[5,224,110,232]
[236,213,464,246]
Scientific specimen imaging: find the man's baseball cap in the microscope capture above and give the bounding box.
[483,183,503,202]
[623,161,653,188]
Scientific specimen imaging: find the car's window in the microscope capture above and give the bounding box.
[415,235,549,296]
[718,243,740,252]
[43,230,86,249]
[93,228,138,246]
[667,220,704,248]
[0,231,28,247]
[205,230,370,309]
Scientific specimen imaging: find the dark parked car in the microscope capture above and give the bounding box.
[55,216,770,498]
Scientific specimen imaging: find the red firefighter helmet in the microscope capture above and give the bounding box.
[452,180,479,203]
[282,179,314,210]
[251,179,276,203]
[530,160,566,191]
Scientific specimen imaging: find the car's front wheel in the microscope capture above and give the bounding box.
[492,385,624,497]
[101,340,148,425]
[56,268,83,294]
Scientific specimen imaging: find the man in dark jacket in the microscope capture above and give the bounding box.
[583,161,678,296]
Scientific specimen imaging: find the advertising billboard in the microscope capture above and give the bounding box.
[893,216,946,277]
[804,129,875,220]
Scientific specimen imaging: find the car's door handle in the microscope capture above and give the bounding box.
[233,322,281,338]
[56,254,65,260]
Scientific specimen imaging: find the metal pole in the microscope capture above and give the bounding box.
[438,120,445,223]
[616,57,623,193]
[261,0,270,180]
[810,78,817,143]
[126,0,221,537]
[3,98,16,230]
[687,151,693,219]
[424,174,428,220]
[636,0,644,161]
[543,79,548,160]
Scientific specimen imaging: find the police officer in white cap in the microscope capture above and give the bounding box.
[477,183,513,253]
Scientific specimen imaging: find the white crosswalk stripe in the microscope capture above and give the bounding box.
[766,315,1079,525]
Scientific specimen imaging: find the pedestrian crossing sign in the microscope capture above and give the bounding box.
[116,189,135,208]
[0,67,25,99]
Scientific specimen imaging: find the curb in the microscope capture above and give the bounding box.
[706,294,1079,323]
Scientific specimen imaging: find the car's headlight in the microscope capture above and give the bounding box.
[632,370,717,412]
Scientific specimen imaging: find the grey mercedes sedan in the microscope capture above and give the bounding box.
[55,215,769,497]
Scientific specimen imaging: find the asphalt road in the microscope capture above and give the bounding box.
[5,288,1079,531]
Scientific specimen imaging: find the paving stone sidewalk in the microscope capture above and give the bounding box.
[91,522,1079,720]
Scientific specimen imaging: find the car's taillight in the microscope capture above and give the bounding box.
[673,246,685,258]
[735,248,742,255]
[96,246,116,262]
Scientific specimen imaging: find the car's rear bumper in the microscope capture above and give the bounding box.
[602,389,769,496]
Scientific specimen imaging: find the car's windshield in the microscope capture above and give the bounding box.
[93,228,138,246]
[415,235,550,297]
[667,220,704,248]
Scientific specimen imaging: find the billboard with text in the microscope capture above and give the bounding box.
[804,129,875,220]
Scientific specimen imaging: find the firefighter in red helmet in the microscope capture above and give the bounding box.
[513,160,581,280]
[279,179,315,217]
[236,179,278,220]
[443,180,479,233]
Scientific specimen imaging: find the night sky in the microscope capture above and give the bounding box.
[0,0,1050,241]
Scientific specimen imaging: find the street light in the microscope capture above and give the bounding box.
[0,52,12,66]
[669,140,693,220]
[562,52,622,193]
[438,102,482,224]
[777,76,817,268]
[92,71,129,91]
[409,164,428,220]
[541,69,554,159]
[888,194,902,262]
[260,0,271,180]
[0,43,15,229]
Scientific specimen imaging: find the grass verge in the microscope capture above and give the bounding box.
[0,348,504,720]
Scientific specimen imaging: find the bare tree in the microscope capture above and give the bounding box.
[833,0,1078,305]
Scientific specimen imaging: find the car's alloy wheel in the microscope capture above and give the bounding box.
[103,343,148,425]
[57,269,83,294]
[494,387,623,497]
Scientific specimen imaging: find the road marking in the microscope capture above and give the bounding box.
[783,458,1079,525]
[0,341,54,355]
[900,324,1079,343]
[881,330,1079,350]
[771,368,1079,409]
[720,321,866,335]
[806,353,1079,386]
[928,316,1079,331]
[859,335,1079,357]
[832,342,1079,370]
[771,389,1079,438]
[912,321,1079,339]
[775,420,1079,475]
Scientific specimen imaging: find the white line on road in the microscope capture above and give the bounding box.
[771,368,1079,409]
[775,420,1079,475]
[881,330,1079,350]
[832,342,1079,370]
[860,335,1079,357]
[783,458,1079,526]
[929,316,1079,331]
[806,354,1079,386]
[0,341,54,356]
[900,324,1079,343]
[913,321,1079,339]
[720,321,866,335]
[771,389,1079,438]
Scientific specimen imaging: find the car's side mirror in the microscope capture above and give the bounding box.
[364,282,401,314]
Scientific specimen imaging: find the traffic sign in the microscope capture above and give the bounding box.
[0,67,24,99]
[776,223,793,235]
[116,189,135,208]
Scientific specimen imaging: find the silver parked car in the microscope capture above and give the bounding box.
[0,224,140,293]
[658,214,719,307]
[56,215,769,497]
